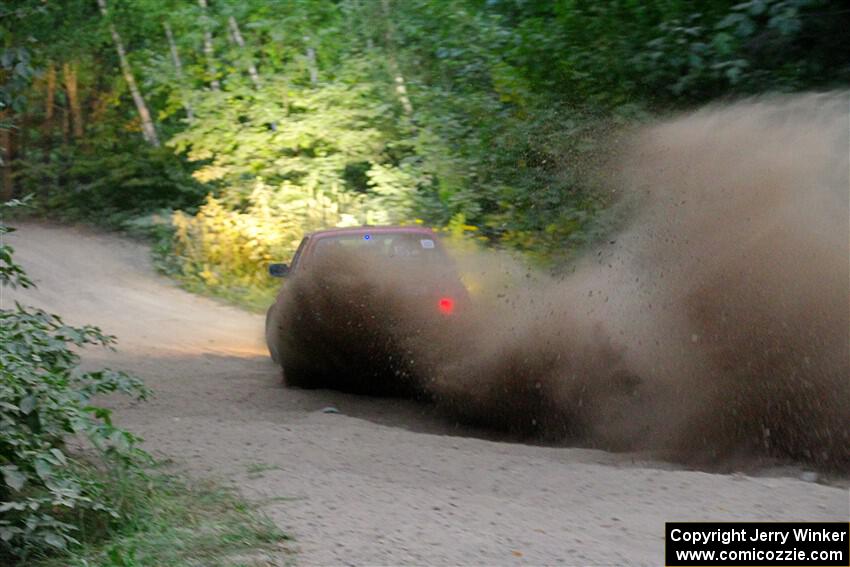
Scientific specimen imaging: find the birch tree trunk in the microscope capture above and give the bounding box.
[228,16,261,88]
[304,37,318,86]
[44,61,56,135]
[96,0,160,146]
[163,21,194,121]
[380,0,413,116]
[198,0,221,91]
[62,61,84,139]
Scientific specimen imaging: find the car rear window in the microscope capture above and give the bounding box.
[313,233,446,262]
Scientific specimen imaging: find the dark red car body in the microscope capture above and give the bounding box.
[264,226,469,377]
[286,225,449,275]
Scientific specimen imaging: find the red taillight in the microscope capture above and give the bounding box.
[438,297,455,315]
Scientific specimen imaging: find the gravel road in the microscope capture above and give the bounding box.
[5,222,848,566]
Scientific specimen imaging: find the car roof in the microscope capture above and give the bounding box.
[306,225,438,239]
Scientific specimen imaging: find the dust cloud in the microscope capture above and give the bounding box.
[273,93,849,470]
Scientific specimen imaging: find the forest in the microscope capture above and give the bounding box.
[2,0,849,306]
[2,0,850,563]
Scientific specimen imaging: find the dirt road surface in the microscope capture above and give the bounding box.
[5,222,848,566]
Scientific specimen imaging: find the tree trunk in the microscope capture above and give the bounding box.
[61,108,70,143]
[228,16,261,88]
[304,37,318,86]
[62,61,84,139]
[0,112,13,201]
[380,0,413,116]
[198,0,221,91]
[96,0,160,146]
[44,61,56,135]
[163,21,194,121]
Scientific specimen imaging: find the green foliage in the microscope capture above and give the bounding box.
[169,62,419,214]
[164,53,426,295]
[483,0,850,103]
[0,46,34,114]
[8,27,205,224]
[168,179,377,310]
[17,136,205,229]
[0,312,148,554]
[0,201,34,289]
[30,473,289,567]
[626,0,850,98]
[0,201,150,560]
[4,0,850,300]
[0,201,288,565]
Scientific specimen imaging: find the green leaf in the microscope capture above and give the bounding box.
[43,531,67,549]
[0,502,27,512]
[0,526,19,542]
[34,459,52,481]
[18,395,36,415]
[50,448,68,466]
[1,466,26,492]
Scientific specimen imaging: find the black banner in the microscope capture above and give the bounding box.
[666,522,849,566]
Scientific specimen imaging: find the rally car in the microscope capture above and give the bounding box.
[264,226,468,392]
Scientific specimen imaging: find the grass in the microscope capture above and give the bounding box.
[246,463,282,479]
[30,469,292,567]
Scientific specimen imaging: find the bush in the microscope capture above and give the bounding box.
[169,179,386,309]
[16,141,206,229]
[0,201,150,561]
